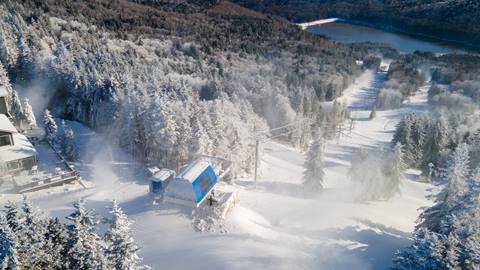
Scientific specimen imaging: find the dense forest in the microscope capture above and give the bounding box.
[232,0,480,49]
[0,0,381,175]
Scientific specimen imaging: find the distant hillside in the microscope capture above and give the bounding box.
[231,0,480,47]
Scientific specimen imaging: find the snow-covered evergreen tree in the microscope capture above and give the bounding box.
[3,201,22,233]
[189,113,210,160]
[469,130,480,170]
[59,120,78,161]
[21,98,36,130]
[17,196,50,269]
[45,217,68,269]
[391,228,446,270]
[419,143,470,232]
[10,90,23,128]
[443,232,461,270]
[423,115,449,168]
[104,201,148,270]
[0,63,13,101]
[43,109,57,145]
[303,129,325,192]
[65,200,106,270]
[444,143,470,205]
[0,215,19,270]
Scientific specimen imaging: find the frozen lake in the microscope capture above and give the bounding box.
[307,20,468,54]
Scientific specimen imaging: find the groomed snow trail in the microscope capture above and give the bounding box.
[225,69,435,270]
[0,70,435,270]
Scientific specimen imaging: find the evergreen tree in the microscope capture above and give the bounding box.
[423,116,449,168]
[392,228,445,270]
[444,143,470,206]
[104,201,147,270]
[45,218,68,269]
[17,196,50,269]
[0,216,19,270]
[443,233,461,270]
[189,113,210,160]
[303,129,325,192]
[10,90,23,128]
[65,200,106,270]
[419,143,471,233]
[471,167,480,187]
[469,130,480,169]
[3,201,21,233]
[43,109,57,145]
[59,120,78,161]
[21,98,36,130]
[0,63,13,101]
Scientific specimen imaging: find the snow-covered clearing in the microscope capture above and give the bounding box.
[298,18,343,30]
[0,69,435,270]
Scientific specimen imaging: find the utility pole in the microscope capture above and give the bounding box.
[337,124,342,144]
[254,138,259,185]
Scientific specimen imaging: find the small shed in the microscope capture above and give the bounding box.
[164,160,217,207]
[149,168,175,195]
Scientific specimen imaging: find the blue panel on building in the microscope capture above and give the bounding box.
[192,165,217,204]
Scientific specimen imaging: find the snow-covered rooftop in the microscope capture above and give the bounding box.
[151,169,175,182]
[0,115,37,163]
[0,85,7,97]
[177,160,211,183]
[0,114,17,133]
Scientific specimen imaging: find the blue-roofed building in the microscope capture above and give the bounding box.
[164,160,218,207]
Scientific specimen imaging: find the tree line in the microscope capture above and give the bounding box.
[0,198,148,270]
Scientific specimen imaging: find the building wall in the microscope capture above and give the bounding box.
[2,156,37,176]
[0,97,8,115]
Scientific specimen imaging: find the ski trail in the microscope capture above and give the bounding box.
[250,69,435,269]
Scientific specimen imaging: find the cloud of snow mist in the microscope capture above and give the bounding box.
[16,77,56,117]
[90,145,119,190]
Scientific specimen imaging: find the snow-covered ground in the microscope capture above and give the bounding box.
[298,18,343,30]
[0,69,435,270]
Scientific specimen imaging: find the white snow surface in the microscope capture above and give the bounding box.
[0,69,436,270]
[298,18,343,30]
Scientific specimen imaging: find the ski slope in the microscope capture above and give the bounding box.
[0,69,435,270]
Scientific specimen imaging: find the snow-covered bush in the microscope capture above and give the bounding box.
[452,80,480,103]
[429,92,478,114]
[349,146,404,201]
[376,88,402,110]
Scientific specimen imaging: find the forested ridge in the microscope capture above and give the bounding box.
[232,0,480,48]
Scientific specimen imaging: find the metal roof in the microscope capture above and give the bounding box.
[0,114,17,133]
[0,85,8,97]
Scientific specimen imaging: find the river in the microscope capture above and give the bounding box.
[306,19,468,54]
